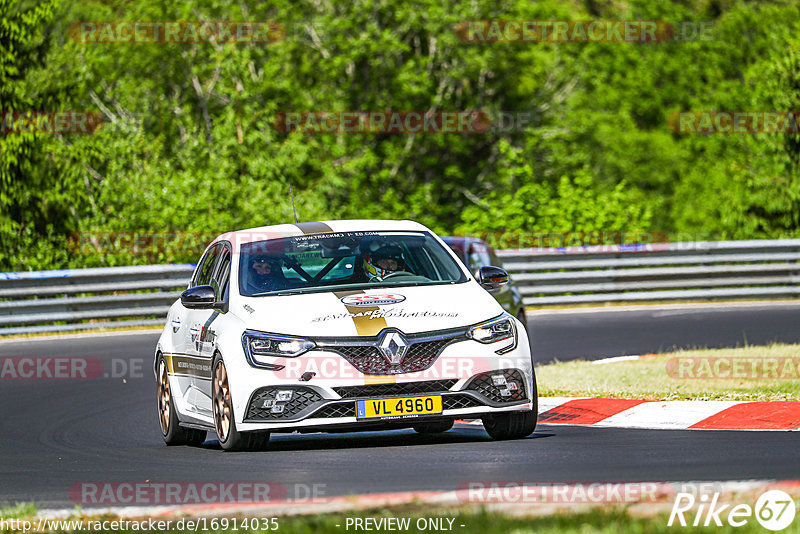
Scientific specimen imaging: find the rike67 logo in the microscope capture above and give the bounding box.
[669,490,796,530]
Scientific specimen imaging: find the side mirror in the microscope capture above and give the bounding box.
[180,285,217,309]
[479,266,509,290]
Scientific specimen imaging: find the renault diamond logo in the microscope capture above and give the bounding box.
[379,331,408,366]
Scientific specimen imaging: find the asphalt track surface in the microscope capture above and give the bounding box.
[1,303,799,508]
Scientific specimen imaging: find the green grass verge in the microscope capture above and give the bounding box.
[0,503,37,520]
[537,343,800,401]
[3,507,799,534]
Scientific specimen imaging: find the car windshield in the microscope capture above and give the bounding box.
[238,231,467,297]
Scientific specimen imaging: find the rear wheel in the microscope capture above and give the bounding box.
[212,354,270,451]
[482,376,538,440]
[157,355,206,446]
[413,420,454,434]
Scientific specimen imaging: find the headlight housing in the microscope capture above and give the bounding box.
[467,313,517,354]
[242,330,315,370]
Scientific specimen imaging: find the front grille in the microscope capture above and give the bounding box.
[403,339,452,371]
[334,379,459,399]
[323,336,461,375]
[313,402,357,418]
[334,346,387,374]
[443,394,484,410]
[246,386,322,420]
[465,369,527,403]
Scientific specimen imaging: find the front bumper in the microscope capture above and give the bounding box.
[236,368,533,433]
[230,317,535,433]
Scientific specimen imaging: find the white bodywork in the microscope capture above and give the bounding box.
[155,220,535,434]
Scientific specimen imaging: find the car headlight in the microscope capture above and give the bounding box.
[242,330,315,369]
[467,313,517,354]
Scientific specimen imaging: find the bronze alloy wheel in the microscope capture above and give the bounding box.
[157,354,206,446]
[157,359,171,435]
[213,359,233,443]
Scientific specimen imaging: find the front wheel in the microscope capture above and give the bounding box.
[157,355,206,446]
[482,377,538,440]
[482,410,537,440]
[212,354,270,451]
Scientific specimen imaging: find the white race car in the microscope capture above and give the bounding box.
[154,220,537,451]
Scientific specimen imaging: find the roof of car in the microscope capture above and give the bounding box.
[212,219,430,246]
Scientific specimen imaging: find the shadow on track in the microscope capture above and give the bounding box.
[194,427,554,452]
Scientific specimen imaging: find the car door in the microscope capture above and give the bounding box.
[193,242,232,415]
[177,243,222,421]
[171,245,216,352]
[164,244,220,424]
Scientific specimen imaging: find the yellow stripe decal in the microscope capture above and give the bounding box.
[294,221,334,235]
[334,290,394,384]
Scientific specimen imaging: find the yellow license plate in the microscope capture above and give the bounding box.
[356,395,443,420]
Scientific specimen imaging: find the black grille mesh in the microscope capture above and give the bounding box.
[246,386,322,420]
[443,394,484,410]
[465,369,526,403]
[403,339,452,371]
[334,379,458,399]
[313,402,357,418]
[325,337,458,375]
[333,346,387,374]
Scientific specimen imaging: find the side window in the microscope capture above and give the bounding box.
[211,245,231,302]
[193,245,220,287]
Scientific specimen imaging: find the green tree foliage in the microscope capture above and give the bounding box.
[1,0,799,270]
[0,0,68,269]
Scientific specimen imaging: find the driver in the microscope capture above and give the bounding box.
[364,245,406,281]
[247,255,286,292]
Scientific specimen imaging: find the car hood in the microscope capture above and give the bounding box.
[236,282,503,337]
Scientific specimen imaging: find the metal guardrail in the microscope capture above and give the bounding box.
[0,264,195,335]
[1,239,800,335]
[496,239,800,306]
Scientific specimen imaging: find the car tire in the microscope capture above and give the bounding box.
[212,354,270,452]
[482,375,538,440]
[413,420,454,434]
[157,355,206,446]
